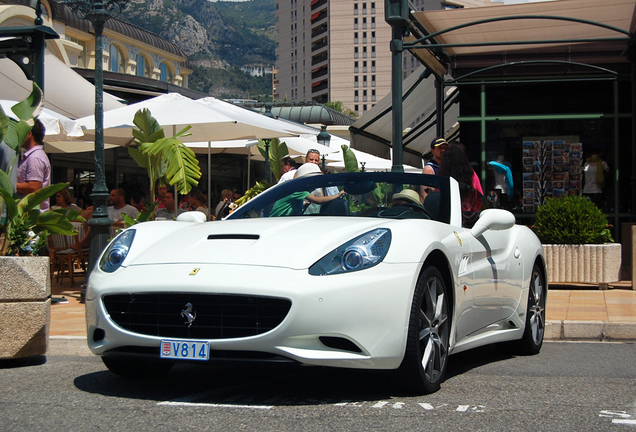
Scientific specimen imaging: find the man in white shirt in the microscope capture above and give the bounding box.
[108,188,139,222]
[278,156,298,184]
[304,149,339,196]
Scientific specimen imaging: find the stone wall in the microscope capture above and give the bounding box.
[543,243,622,288]
[0,257,50,359]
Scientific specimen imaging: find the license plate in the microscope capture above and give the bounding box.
[160,339,209,361]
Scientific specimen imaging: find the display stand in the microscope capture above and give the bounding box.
[522,138,582,213]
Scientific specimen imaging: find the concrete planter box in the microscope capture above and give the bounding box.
[0,256,50,359]
[543,243,622,289]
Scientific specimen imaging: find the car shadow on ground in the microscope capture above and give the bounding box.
[445,342,518,380]
[72,343,522,405]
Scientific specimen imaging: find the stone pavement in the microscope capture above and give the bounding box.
[47,278,636,357]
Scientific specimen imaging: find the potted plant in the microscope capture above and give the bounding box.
[0,88,79,360]
[533,195,620,289]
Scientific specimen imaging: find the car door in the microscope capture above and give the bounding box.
[461,227,524,333]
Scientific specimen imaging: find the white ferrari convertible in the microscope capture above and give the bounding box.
[86,171,547,394]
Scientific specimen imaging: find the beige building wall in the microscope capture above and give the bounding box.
[275,0,500,117]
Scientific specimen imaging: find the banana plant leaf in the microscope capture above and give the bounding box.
[0,83,43,151]
[140,135,201,194]
[342,145,360,173]
[130,108,200,198]
[16,183,68,217]
[257,138,289,181]
[34,210,76,235]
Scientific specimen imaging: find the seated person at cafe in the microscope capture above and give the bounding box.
[108,188,139,224]
[270,163,346,217]
[51,188,82,213]
[155,190,177,220]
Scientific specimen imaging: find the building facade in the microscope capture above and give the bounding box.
[0,0,195,103]
[274,0,500,117]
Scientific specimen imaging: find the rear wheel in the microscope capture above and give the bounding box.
[517,264,546,355]
[397,266,449,394]
[102,357,174,378]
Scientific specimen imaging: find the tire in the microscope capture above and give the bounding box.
[517,264,546,355]
[396,266,450,395]
[102,357,174,378]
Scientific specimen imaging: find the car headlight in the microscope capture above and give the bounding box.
[99,229,135,273]
[309,229,391,276]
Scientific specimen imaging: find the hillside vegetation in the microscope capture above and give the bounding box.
[121,0,276,99]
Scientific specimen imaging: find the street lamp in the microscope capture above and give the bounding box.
[52,0,130,302]
[316,125,330,171]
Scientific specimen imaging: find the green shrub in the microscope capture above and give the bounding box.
[533,195,613,244]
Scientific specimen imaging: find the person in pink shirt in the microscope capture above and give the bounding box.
[16,119,50,211]
[438,141,484,226]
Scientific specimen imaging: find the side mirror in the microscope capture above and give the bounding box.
[470,209,515,238]
[176,211,207,223]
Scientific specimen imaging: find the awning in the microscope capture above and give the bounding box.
[352,0,635,168]
[409,0,636,78]
[350,65,459,168]
[0,50,124,119]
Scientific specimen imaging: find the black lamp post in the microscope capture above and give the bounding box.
[52,0,129,302]
[316,125,331,171]
[262,104,275,183]
[384,0,409,173]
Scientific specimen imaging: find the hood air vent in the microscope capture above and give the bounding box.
[207,234,260,240]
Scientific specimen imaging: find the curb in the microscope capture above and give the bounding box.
[545,320,636,342]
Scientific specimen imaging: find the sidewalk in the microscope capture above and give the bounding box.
[48,278,636,355]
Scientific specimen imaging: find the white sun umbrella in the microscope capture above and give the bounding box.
[186,137,337,203]
[76,93,298,146]
[0,100,84,142]
[329,147,422,173]
[323,134,421,173]
[196,97,317,137]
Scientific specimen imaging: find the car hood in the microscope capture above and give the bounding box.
[122,217,391,270]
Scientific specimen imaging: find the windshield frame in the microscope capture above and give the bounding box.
[228,172,453,223]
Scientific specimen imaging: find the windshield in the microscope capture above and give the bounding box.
[228,172,453,223]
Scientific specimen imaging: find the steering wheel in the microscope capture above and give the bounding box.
[377,203,431,219]
[395,202,432,219]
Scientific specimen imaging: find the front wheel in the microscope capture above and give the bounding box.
[517,264,546,355]
[396,266,450,394]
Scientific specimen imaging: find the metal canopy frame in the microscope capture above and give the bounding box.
[385,0,636,220]
[0,25,59,91]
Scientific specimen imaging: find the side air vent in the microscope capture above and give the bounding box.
[207,234,260,240]
[319,336,363,353]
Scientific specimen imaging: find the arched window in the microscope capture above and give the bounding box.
[160,62,173,83]
[109,44,125,73]
[136,54,151,78]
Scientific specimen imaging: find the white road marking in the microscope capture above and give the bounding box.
[158,401,273,409]
[612,419,636,425]
[418,403,434,410]
[393,402,405,409]
[372,402,388,409]
[600,410,631,418]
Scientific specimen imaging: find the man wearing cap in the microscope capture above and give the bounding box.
[420,137,447,201]
[423,137,447,176]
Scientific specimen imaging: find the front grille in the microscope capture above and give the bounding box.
[103,293,292,339]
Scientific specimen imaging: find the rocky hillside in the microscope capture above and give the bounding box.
[121,0,276,98]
